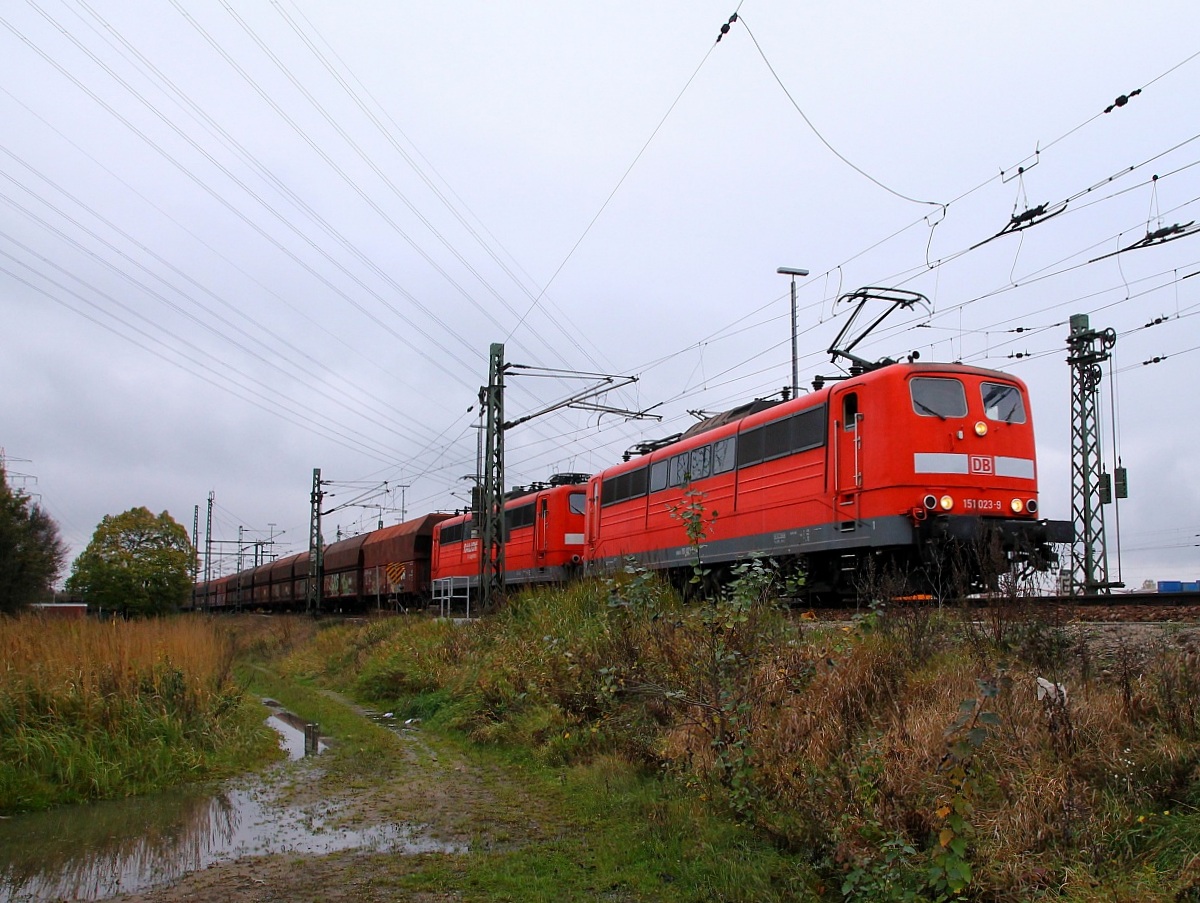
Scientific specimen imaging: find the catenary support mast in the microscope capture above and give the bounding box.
[479,343,507,613]
[1067,314,1118,595]
[308,468,324,613]
[472,343,657,614]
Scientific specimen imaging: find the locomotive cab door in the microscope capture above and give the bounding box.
[833,390,862,513]
[535,496,549,563]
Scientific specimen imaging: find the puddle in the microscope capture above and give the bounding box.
[0,707,463,902]
[364,708,423,734]
[263,699,328,758]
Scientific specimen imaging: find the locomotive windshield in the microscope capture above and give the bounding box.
[981,382,1027,423]
[910,377,967,419]
[569,492,586,515]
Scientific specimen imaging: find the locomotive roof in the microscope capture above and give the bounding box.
[437,476,590,529]
[866,360,1028,382]
[602,360,1028,471]
[680,397,783,440]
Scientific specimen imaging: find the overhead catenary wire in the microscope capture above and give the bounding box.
[2,5,1197,568]
[732,14,942,208]
[3,2,606,479]
[6,2,506,385]
[270,0,615,378]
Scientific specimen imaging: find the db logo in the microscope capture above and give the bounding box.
[970,455,994,475]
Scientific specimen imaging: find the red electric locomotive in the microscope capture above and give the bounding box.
[585,361,1071,596]
[431,474,590,610]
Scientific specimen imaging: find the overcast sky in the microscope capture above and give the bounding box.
[2,1,1197,590]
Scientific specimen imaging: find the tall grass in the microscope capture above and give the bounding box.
[0,613,278,814]
[283,570,1200,901]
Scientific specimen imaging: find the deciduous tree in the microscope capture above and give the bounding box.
[0,465,67,613]
[67,507,194,616]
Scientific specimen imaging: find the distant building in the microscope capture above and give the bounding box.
[30,602,88,620]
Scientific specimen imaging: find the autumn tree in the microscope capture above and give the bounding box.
[67,507,194,616]
[0,465,67,613]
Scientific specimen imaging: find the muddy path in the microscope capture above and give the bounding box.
[102,697,568,903]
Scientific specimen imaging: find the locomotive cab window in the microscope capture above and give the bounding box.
[910,377,967,419]
[980,382,1027,423]
[569,492,586,515]
[842,393,858,430]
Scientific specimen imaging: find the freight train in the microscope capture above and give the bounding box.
[190,360,1072,612]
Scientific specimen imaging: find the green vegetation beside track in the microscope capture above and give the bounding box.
[261,566,1200,902]
[7,563,1200,901]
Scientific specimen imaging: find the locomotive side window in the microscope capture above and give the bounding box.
[763,417,791,459]
[712,436,736,474]
[649,460,669,492]
[569,492,586,515]
[737,404,827,468]
[792,407,826,452]
[910,377,967,419]
[669,453,689,487]
[628,465,649,498]
[600,477,617,506]
[440,521,468,545]
[505,502,536,534]
[600,466,650,507]
[690,445,712,481]
[737,427,765,468]
[980,382,1027,423]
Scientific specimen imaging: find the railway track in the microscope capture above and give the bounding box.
[805,591,1200,622]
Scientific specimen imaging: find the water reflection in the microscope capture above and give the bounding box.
[265,709,328,758]
[0,712,462,902]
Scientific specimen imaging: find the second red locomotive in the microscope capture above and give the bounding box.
[430,474,589,612]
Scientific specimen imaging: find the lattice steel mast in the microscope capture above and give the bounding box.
[475,343,659,613]
[1066,314,1117,595]
[479,344,507,612]
[308,467,324,613]
[204,491,213,589]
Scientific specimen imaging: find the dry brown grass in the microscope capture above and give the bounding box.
[1,612,235,713]
[698,614,1200,896]
[1,612,283,813]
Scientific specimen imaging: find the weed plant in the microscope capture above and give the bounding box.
[0,613,279,813]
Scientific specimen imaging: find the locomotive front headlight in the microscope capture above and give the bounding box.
[923,494,938,510]
[1010,498,1024,513]
[974,420,988,437]
[1027,498,1038,514]
[939,495,954,511]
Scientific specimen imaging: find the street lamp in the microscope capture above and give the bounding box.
[776,266,810,396]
